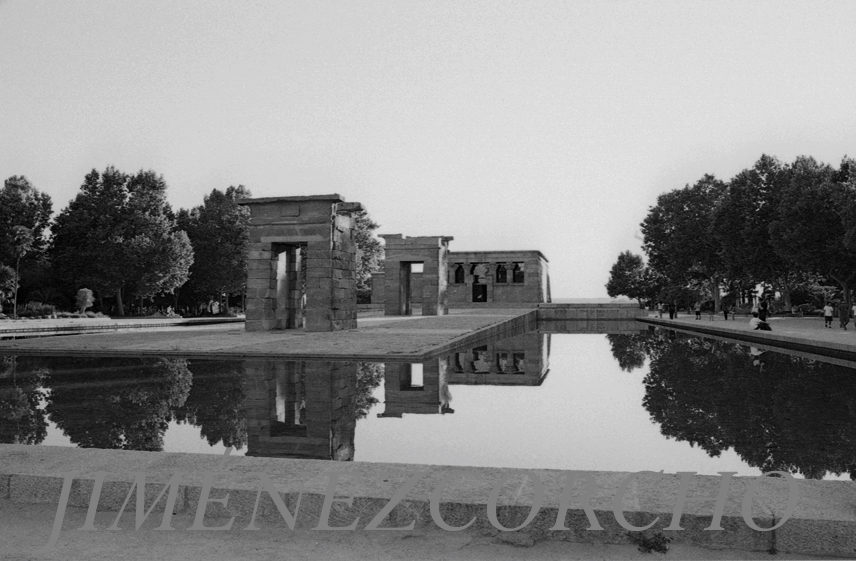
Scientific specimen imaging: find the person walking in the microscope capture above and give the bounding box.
[758,299,769,322]
[722,302,729,321]
[823,302,834,328]
[839,301,851,330]
[668,301,676,320]
[657,301,664,319]
[694,301,701,320]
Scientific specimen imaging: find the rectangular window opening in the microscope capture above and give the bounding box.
[410,363,424,387]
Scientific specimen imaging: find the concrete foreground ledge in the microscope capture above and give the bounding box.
[2,445,855,557]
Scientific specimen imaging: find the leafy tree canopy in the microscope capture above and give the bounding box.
[0,176,52,268]
[770,156,856,309]
[353,210,383,303]
[642,174,727,286]
[605,250,647,305]
[178,185,251,300]
[50,167,193,315]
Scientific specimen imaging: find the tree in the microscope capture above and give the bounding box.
[770,156,856,313]
[0,176,52,268]
[76,288,94,314]
[51,167,193,316]
[641,175,728,311]
[713,155,802,307]
[0,265,15,313]
[178,186,251,311]
[353,210,383,303]
[11,226,33,319]
[127,225,194,306]
[656,285,699,312]
[605,251,646,306]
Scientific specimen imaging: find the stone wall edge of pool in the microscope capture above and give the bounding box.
[2,444,855,556]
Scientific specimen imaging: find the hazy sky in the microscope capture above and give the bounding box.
[2,1,855,297]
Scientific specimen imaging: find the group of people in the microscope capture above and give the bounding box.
[822,301,855,330]
[655,295,856,333]
[655,301,678,319]
[655,300,737,320]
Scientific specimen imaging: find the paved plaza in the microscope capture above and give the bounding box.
[0,310,533,360]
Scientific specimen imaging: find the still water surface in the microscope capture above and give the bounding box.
[2,326,853,480]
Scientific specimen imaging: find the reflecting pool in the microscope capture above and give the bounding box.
[2,324,854,480]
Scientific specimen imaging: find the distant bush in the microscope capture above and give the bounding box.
[85,311,96,318]
[19,302,55,318]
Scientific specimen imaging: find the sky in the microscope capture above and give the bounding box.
[2,1,855,297]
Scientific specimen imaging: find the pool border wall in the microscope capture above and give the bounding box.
[2,444,855,556]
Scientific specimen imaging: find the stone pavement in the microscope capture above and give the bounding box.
[0,310,534,361]
[639,312,856,361]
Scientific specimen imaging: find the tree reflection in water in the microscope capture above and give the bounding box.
[0,356,48,444]
[355,363,384,419]
[607,330,856,479]
[175,360,247,450]
[46,357,191,451]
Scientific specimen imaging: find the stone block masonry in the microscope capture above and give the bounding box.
[378,235,453,316]
[371,250,551,309]
[442,251,550,307]
[239,195,362,333]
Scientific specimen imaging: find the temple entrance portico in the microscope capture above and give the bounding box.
[239,195,363,332]
[378,234,453,316]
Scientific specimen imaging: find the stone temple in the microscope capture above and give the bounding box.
[239,195,362,332]
[239,194,552,329]
[372,250,551,312]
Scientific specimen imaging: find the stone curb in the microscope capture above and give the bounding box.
[2,445,855,556]
[0,317,244,336]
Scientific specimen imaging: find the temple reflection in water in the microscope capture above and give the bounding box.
[245,331,550,458]
[245,360,357,460]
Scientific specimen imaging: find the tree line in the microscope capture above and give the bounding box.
[607,155,856,312]
[0,167,383,317]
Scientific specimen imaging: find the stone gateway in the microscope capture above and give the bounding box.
[239,195,362,332]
